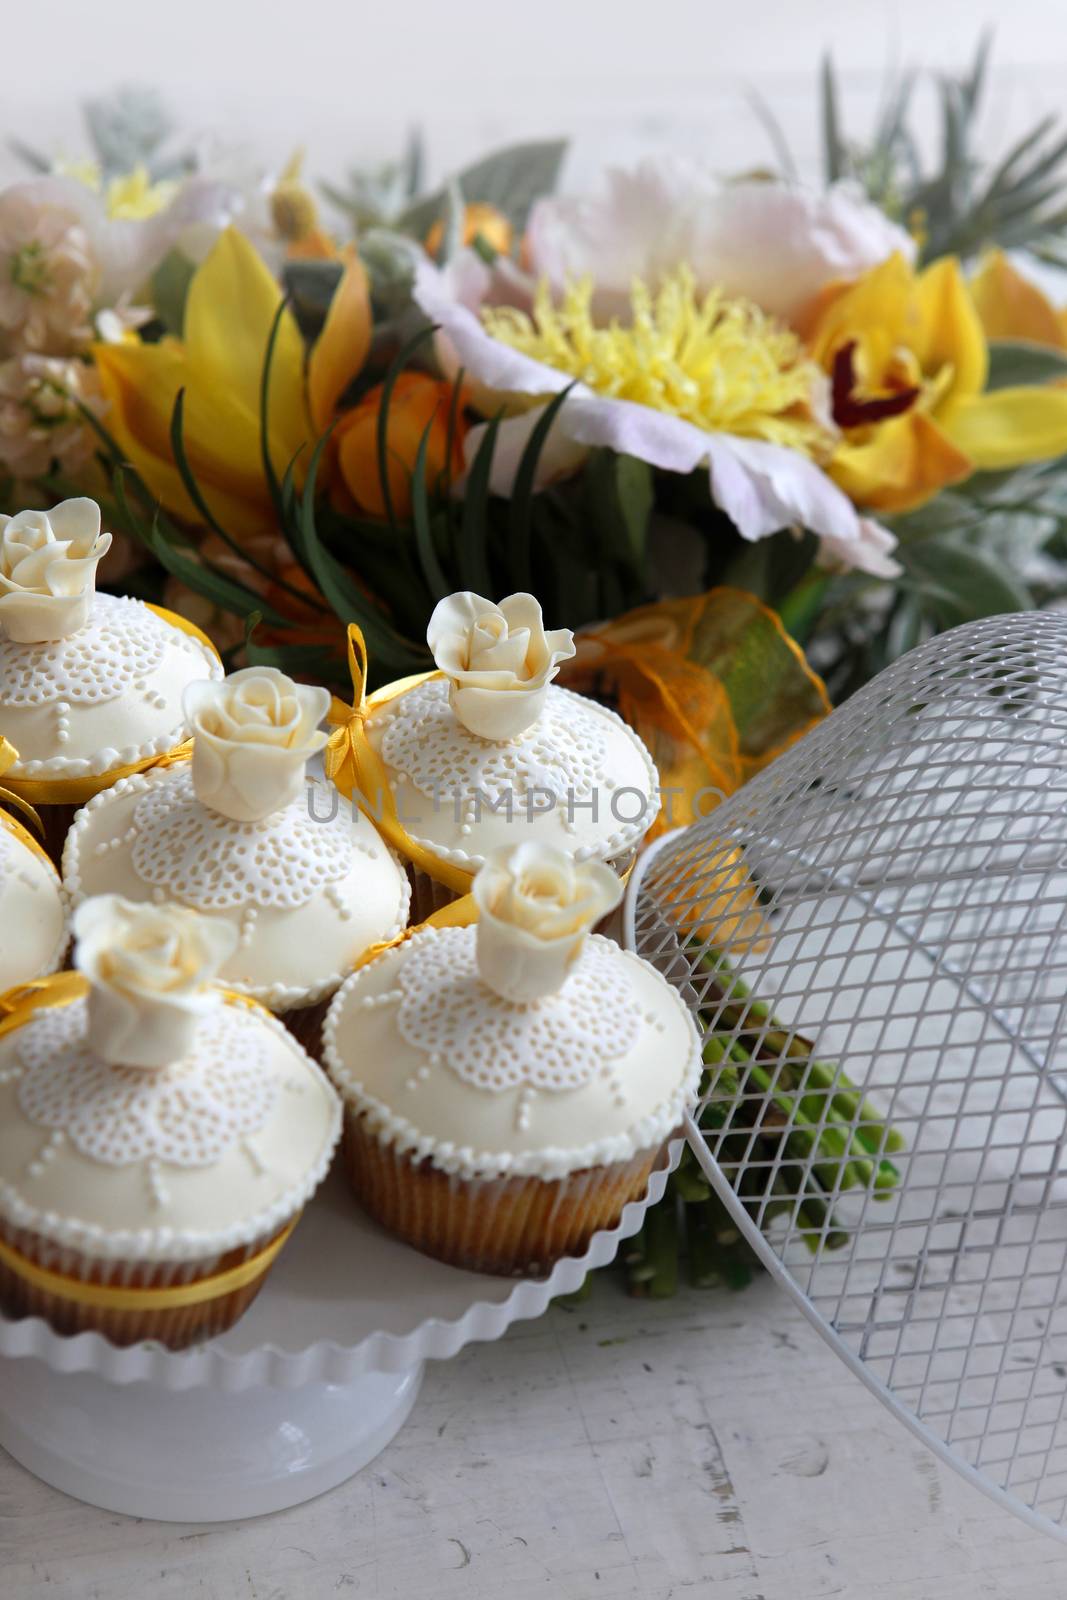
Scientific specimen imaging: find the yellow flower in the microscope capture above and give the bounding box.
[105,166,180,221]
[970,248,1067,350]
[484,267,833,457]
[93,228,310,542]
[426,202,514,260]
[801,252,1067,512]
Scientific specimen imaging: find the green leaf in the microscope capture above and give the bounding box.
[375,323,438,533]
[508,385,574,590]
[282,260,344,340]
[116,473,295,630]
[820,54,844,185]
[986,339,1067,389]
[150,250,195,337]
[399,139,568,241]
[901,539,1033,622]
[297,430,423,674]
[84,88,173,177]
[245,639,340,678]
[169,388,321,614]
[457,413,501,594]
[410,417,450,599]
[9,137,50,173]
[611,454,654,570]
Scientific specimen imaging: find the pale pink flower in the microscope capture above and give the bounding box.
[0,190,96,354]
[0,353,105,479]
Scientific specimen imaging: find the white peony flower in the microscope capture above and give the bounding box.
[525,157,916,324]
[411,158,910,581]
[183,667,332,823]
[414,252,901,581]
[472,842,622,1002]
[0,497,111,643]
[427,590,575,741]
[73,893,237,1069]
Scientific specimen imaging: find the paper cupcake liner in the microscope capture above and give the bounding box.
[408,847,638,925]
[0,1217,289,1350]
[39,802,79,867]
[343,1109,666,1276]
[280,997,330,1058]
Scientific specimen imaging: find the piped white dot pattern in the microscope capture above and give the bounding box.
[393,925,642,1094]
[16,998,278,1168]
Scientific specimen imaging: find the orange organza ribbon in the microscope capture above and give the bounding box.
[560,587,831,950]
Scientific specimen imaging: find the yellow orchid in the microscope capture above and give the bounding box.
[970,248,1067,350]
[94,228,374,544]
[800,252,1067,512]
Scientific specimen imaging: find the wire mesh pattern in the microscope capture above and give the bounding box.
[629,612,1067,1535]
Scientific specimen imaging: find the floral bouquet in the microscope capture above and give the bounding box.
[4,40,1067,1291]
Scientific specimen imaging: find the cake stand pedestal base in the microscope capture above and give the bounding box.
[0,1357,423,1521]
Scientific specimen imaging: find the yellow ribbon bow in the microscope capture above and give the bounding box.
[325,624,477,895]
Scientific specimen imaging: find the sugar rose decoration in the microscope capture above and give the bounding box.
[472,842,622,1002]
[184,667,332,823]
[427,590,575,741]
[0,497,111,643]
[73,894,238,1069]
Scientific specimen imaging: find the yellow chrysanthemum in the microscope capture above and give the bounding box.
[482,267,832,456]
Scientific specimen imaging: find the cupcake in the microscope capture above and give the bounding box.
[63,666,411,1033]
[0,809,67,992]
[350,591,659,918]
[0,498,222,856]
[323,842,701,1275]
[0,895,341,1349]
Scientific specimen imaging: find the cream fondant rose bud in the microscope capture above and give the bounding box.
[0,497,111,643]
[427,590,575,741]
[183,667,332,823]
[73,894,238,1069]
[472,841,622,1002]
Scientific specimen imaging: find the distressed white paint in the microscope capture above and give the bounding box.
[4,1273,1067,1595]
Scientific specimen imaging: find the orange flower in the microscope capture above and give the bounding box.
[426,202,513,260]
[333,371,468,518]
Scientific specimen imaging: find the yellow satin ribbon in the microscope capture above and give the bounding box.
[0,1217,297,1314]
[325,626,476,893]
[1,604,219,808]
[0,736,51,866]
[351,894,479,974]
[0,971,271,1033]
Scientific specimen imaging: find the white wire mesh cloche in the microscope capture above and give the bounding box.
[626,611,1067,1539]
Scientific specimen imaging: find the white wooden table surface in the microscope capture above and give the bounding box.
[4,1271,1067,1599]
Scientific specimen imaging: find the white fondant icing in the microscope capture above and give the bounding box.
[63,766,411,1009]
[18,997,275,1164]
[0,997,341,1260]
[368,679,659,867]
[323,927,702,1181]
[184,668,332,823]
[0,822,67,992]
[395,927,640,1088]
[427,590,575,740]
[0,591,222,775]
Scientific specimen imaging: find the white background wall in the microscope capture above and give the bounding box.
[4,1,1064,190]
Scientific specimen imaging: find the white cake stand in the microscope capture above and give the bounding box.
[0,1150,677,1521]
